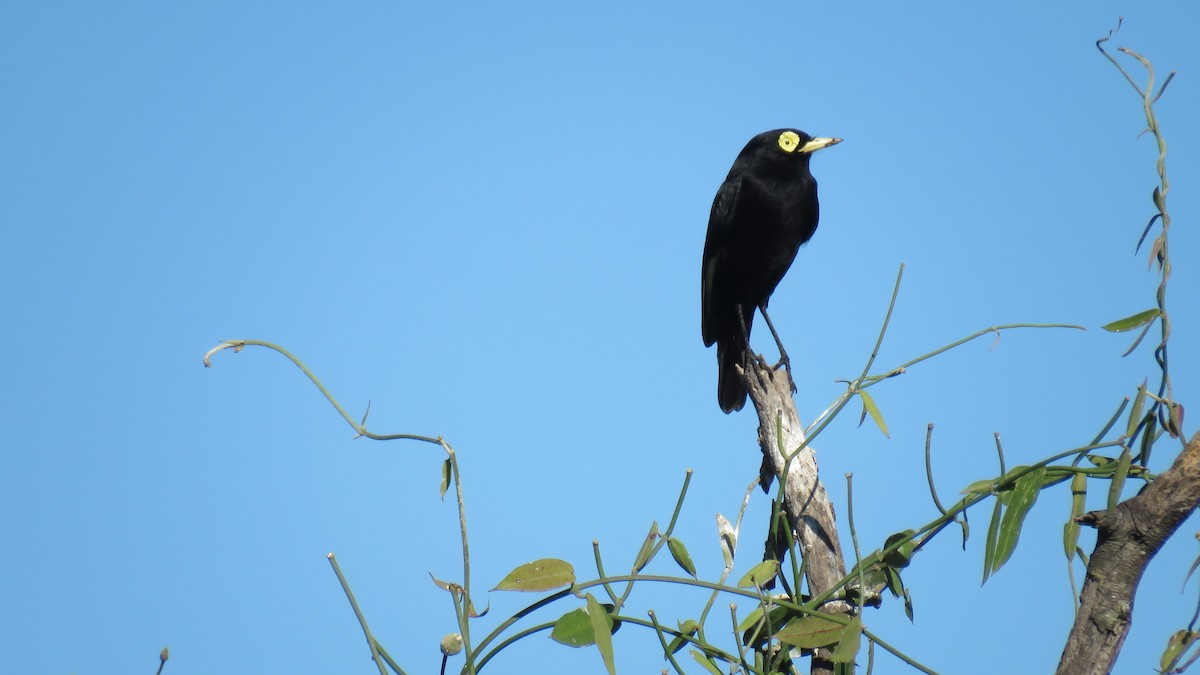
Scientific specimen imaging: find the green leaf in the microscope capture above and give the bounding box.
[740,605,795,648]
[883,530,916,569]
[689,649,725,675]
[666,619,698,655]
[586,593,616,675]
[1160,629,1199,672]
[982,492,1004,585]
[883,565,904,599]
[1168,401,1186,439]
[1101,308,1160,332]
[467,598,486,619]
[439,458,452,499]
[1120,318,1155,357]
[1126,380,1148,438]
[493,558,575,592]
[856,389,890,438]
[830,616,863,664]
[633,521,659,572]
[1063,472,1086,560]
[775,613,844,650]
[1141,414,1159,467]
[960,479,994,496]
[1160,629,1186,671]
[736,559,780,588]
[1148,236,1165,270]
[667,537,697,578]
[991,467,1048,575]
[1107,446,1133,513]
[903,588,915,622]
[551,608,600,647]
[429,572,457,592]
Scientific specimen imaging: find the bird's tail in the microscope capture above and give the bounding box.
[717,337,749,413]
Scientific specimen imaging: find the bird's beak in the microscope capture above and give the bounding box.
[798,137,842,154]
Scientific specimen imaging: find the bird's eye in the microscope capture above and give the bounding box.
[777,131,800,153]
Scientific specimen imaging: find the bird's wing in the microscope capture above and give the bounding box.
[701,175,742,346]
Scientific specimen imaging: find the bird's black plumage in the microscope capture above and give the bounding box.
[701,129,840,413]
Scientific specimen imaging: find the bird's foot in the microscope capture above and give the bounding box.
[772,357,798,395]
[750,353,774,390]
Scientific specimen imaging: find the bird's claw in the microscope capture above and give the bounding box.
[772,358,798,394]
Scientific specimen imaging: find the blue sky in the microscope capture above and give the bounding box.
[3,2,1199,673]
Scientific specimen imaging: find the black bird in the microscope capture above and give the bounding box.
[701,129,841,413]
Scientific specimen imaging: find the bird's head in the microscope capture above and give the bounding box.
[741,129,842,171]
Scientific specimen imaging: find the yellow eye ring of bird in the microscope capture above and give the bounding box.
[777,131,801,152]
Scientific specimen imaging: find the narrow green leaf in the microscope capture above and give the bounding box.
[1148,236,1165,270]
[1141,415,1159,467]
[439,458,452,499]
[775,613,844,650]
[666,619,698,655]
[1120,318,1155,357]
[736,605,765,633]
[1063,472,1086,560]
[1102,308,1160,332]
[1107,446,1133,513]
[857,389,890,438]
[1126,380,1148,438]
[429,572,457,592]
[903,588,915,622]
[883,530,916,569]
[667,537,697,578]
[991,467,1048,575]
[960,479,994,496]
[585,593,616,675]
[493,558,575,592]
[736,559,780,588]
[740,605,794,648]
[467,598,486,618]
[982,495,1003,585]
[1135,212,1161,254]
[883,565,904,599]
[1169,402,1186,439]
[689,649,725,675]
[1092,396,1130,445]
[830,616,863,664]
[632,521,659,572]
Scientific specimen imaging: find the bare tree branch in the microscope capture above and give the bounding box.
[743,360,848,675]
[1058,431,1200,674]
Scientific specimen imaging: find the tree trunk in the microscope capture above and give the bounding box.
[744,360,849,675]
[1057,431,1200,674]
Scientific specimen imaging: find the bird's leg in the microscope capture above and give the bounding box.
[736,304,774,394]
[759,305,797,394]
[735,304,771,370]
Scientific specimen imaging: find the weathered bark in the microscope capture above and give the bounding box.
[743,360,848,675]
[1057,431,1200,674]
